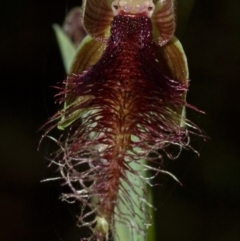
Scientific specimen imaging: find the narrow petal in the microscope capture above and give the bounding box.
[82,0,114,41]
[152,0,176,46]
[155,36,189,127]
[58,35,107,130]
[70,35,106,74]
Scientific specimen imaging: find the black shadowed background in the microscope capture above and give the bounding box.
[0,0,240,240]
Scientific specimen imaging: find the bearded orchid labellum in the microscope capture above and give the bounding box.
[45,0,198,240]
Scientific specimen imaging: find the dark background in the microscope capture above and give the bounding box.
[1,0,240,240]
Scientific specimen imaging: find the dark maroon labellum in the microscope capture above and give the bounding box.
[45,15,193,241]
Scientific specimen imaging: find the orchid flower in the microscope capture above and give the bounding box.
[44,1,200,240]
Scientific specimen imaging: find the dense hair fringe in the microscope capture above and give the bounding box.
[40,67,201,240]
